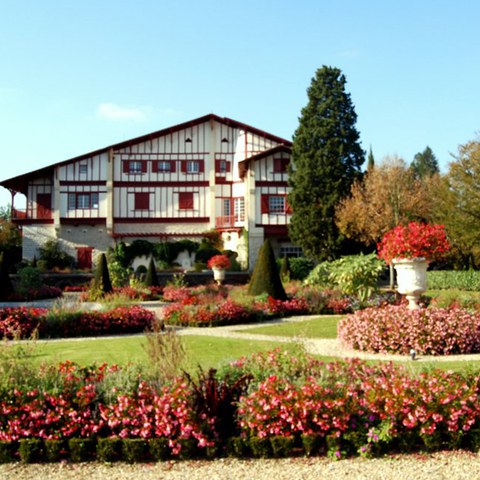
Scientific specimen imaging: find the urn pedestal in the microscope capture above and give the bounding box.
[212,268,226,284]
[393,258,428,310]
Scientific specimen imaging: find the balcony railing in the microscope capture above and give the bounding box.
[215,215,245,228]
[11,208,52,220]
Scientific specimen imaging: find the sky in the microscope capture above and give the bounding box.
[1,0,479,208]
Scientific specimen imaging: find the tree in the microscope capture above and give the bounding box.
[145,257,159,287]
[335,156,434,246]
[288,66,365,261]
[429,138,480,268]
[410,146,439,179]
[367,146,375,171]
[248,239,286,300]
[94,253,113,295]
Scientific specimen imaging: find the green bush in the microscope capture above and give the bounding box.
[428,270,480,291]
[305,253,385,302]
[270,435,296,458]
[289,257,315,280]
[68,438,96,462]
[248,239,286,300]
[122,438,149,463]
[17,266,43,294]
[92,253,113,297]
[149,438,170,461]
[249,436,272,458]
[226,436,251,458]
[19,438,43,463]
[0,441,14,463]
[44,439,66,462]
[97,437,122,462]
[301,434,324,457]
[144,257,159,287]
[37,240,74,271]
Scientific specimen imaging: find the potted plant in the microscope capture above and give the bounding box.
[207,254,231,284]
[377,222,450,309]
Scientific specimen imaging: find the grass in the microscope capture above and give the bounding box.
[24,334,290,372]
[237,316,341,338]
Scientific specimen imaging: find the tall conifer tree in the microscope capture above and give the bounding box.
[288,66,364,260]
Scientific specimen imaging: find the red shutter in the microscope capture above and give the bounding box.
[199,160,204,173]
[123,161,130,173]
[226,161,231,172]
[151,161,158,173]
[170,161,177,173]
[135,192,150,210]
[141,161,147,173]
[179,192,194,209]
[261,194,269,214]
[285,197,292,214]
[215,160,221,172]
[273,158,282,172]
[181,161,187,173]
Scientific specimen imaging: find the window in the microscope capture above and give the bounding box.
[157,161,171,172]
[261,194,290,214]
[179,192,194,210]
[268,195,285,213]
[79,164,88,174]
[280,246,303,258]
[234,198,245,221]
[67,192,99,210]
[187,161,199,173]
[223,199,231,216]
[134,192,150,210]
[215,159,231,173]
[181,160,204,174]
[123,160,146,174]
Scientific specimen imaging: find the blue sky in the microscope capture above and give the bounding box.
[1,0,479,207]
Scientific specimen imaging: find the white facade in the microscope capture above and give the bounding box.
[2,115,294,270]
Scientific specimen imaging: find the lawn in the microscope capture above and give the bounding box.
[23,334,290,372]
[237,316,341,338]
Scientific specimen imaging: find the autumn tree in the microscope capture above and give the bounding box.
[429,138,480,268]
[335,156,433,246]
[288,66,365,261]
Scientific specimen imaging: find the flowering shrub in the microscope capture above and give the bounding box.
[7,285,62,302]
[338,305,480,355]
[0,355,479,459]
[377,222,450,264]
[207,255,231,270]
[0,306,156,339]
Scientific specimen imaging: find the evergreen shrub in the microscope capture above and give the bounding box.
[148,438,170,461]
[44,439,66,462]
[0,441,14,463]
[68,438,96,462]
[122,438,149,463]
[18,438,43,463]
[144,257,159,287]
[97,437,122,462]
[248,239,286,300]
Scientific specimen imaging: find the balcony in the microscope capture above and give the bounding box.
[215,215,244,228]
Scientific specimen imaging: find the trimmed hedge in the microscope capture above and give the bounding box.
[428,270,480,291]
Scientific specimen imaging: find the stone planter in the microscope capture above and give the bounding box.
[393,257,428,310]
[212,268,226,284]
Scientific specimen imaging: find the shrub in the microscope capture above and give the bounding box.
[44,439,67,462]
[68,438,96,462]
[37,240,75,271]
[0,252,13,301]
[428,270,480,291]
[122,438,149,463]
[338,305,480,355]
[289,257,315,280]
[93,253,113,296]
[97,437,122,462]
[279,256,291,282]
[149,438,170,461]
[144,257,159,287]
[248,239,286,300]
[0,441,14,463]
[19,438,43,463]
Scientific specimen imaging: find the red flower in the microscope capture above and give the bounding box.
[377,222,450,264]
[207,255,231,270]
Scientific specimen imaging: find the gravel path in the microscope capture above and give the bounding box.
[1,452,480,480]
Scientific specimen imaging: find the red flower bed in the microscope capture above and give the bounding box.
[1,357,479,457]
[338,305,480,355]
[0,306,156,339]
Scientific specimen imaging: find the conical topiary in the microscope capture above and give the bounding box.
[279,255,291,281]
[94,253,113,295]
[0,252,14,301]
[145,257,159,287]
[248,239,287,300]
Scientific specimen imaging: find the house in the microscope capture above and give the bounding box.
[1,114,300,270]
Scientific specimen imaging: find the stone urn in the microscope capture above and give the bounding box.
[393,258,428,310]
[212,267,226,284]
